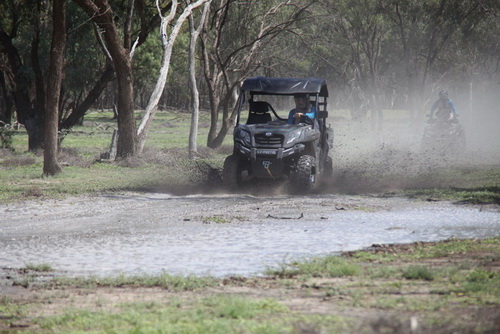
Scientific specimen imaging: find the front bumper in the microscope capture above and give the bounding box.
[235,143,305,178]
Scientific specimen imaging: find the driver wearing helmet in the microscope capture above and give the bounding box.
[288,93,317,124]
[430,90,458,121]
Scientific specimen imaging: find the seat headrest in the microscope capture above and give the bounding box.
[250,101,269,114]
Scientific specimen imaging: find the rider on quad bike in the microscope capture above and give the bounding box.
[421,90,465,155]
[222,77,333,192]
[430,90,458,121]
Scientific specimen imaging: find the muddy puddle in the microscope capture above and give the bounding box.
[1,193,499,277]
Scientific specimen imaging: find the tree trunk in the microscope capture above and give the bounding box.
[43,0,66,176]
[188,2,210,159]
[74,0,137,159]
[0,67,15,123]
[114,55,136,159]
[207,114,233,148]
[136,0,210,155]
[1,23,44,152]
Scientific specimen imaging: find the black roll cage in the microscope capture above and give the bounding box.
[236,76,329,130]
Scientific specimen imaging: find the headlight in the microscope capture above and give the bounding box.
[286,132,301,145]
[238,130,252,146]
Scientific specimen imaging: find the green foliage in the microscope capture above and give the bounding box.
[466,269,496,283]
[402,265,435,281]
[2,0,499,156]
[266,255,361,278]
[0,123,15,149]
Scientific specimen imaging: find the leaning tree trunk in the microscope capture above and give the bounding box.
[61,63,114,130]
[136,0,210,154]
[43,0,66,176]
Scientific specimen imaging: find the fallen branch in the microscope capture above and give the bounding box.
[267,213,304,220]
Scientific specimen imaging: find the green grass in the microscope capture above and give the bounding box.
[35,296,297,334]
[30,293,351,334]
[52,272,218,291]
[402,265,435,281]
[65,109,218,151]
[265,255,362,278]
[0,160,187,201]
[264,237,500,309]
[202,215,232,224]
[348,237,500,262]
[24,263,54,272]
[0,109,231,203]
[405,186,500,204]
[398,165,500,204]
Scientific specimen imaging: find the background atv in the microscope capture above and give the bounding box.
[223,77,333,192]
[421,109,466,156]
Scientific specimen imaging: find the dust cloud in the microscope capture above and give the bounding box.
[327,84,500,195]
[459,84,500,154]
[144,85,499,196]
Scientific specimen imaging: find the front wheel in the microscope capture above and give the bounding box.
[222,154,242,189]
[290,155,316,193]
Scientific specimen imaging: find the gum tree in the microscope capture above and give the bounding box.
[200,0,317,149]
[43,0,66,175]
[74,0,137,158]
[136,0,211,154]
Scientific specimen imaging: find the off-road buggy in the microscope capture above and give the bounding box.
[222,77,333,192]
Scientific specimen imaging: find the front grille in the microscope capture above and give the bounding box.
[254,134,283,147]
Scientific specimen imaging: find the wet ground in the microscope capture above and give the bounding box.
[1,192,499,277]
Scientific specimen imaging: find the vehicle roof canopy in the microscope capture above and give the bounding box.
[241,76,328,97]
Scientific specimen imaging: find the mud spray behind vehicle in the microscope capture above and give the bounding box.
[223,77,334,192]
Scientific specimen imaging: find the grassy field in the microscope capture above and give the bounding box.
[0,109,230,202]
[1,108,500,204]
[1,107,500,205]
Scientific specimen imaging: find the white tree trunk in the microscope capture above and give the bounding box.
[188,2,211,159]
[137,0,210,154]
